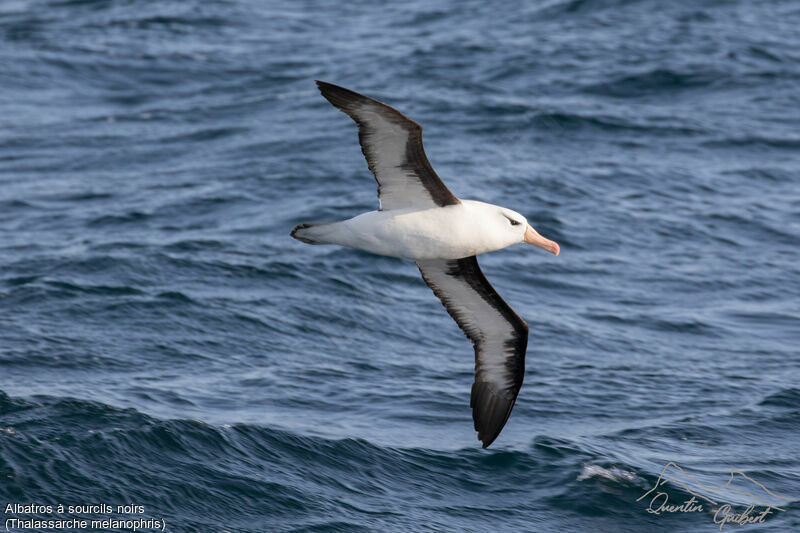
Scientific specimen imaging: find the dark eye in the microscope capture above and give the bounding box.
[509,219,521,226]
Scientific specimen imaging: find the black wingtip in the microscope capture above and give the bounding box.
[315,80,334,97]
[471,382,517,449]
[315,80,369,109]
[315,80,349,96]
[315,80,356,113]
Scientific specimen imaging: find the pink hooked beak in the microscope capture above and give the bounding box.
[524,225,560,256]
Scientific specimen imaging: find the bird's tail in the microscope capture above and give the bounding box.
[290,222,336,245]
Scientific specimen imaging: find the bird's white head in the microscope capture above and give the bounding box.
[459,200,560,256]
[497,206,560,256]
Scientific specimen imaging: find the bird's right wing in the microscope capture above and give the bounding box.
[416,256,528,448]
[316,81,460,211]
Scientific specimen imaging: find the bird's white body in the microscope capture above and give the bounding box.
[304,200,528,260]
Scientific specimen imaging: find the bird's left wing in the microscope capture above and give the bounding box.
[416,256,528,448]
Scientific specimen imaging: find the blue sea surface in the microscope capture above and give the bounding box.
[1,0,799,531]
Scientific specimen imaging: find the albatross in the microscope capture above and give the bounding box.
[292,81,560,448]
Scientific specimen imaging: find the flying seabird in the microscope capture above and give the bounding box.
[292,81,560,448]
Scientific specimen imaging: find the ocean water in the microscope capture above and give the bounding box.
[1,0,799,531]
